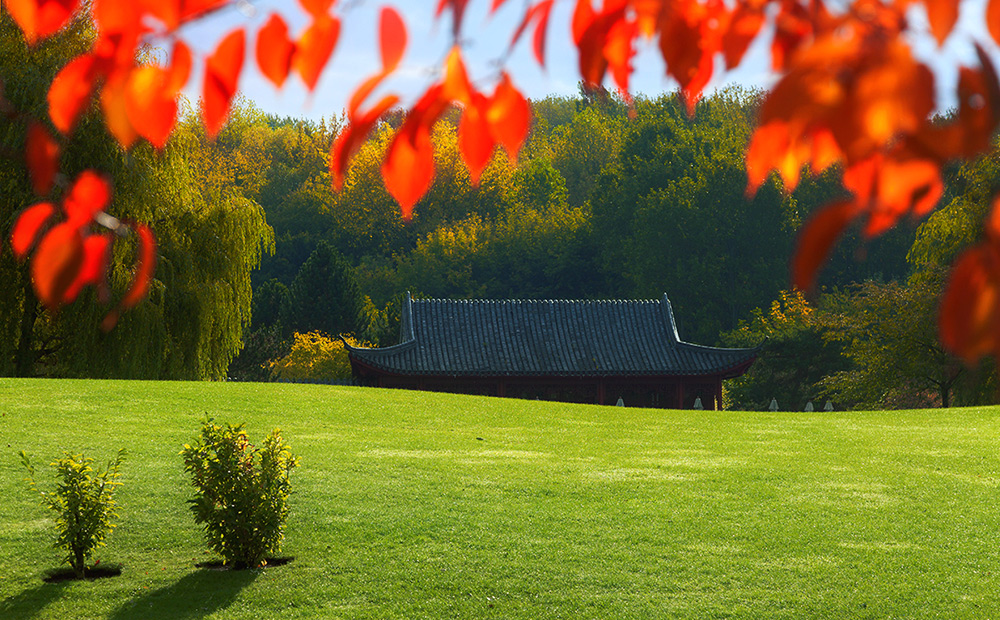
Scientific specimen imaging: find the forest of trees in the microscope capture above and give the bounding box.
[3,12,997,408]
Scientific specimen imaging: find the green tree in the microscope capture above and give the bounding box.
[591,90,800,342]
[283,241,362,337]
[722,290,847,411]
[818,278,990,409]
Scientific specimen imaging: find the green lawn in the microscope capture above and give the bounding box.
[2,378,1000,618]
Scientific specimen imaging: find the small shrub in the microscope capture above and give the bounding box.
[20,449,127,578]
[181,418,299,568]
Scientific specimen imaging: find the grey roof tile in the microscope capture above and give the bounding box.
[347,293,759,378]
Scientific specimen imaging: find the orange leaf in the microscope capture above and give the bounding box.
[330,95,399,189]
[990,0,1000,48]
[26,122,59,196]
[791,200,858,293]
[458,94,494,185]
[101,71,139,149]
[120,223,156,308]
[126,66,180,149]
[256,14,296,88]
[48,54,97,134]
[31,222,84,310]
[63,233,112,303]
[603,15,636,95]
[63,170,112,225]
[940,243,1000,363]
[11,202,56,259]
[485,73,530,165]
[442,47,473,104]
[203,28,245,138]
[293,15,339,91]
[297,0,334,19]
[379,6,406,72]
[659,0,724,116]
[724,4,764,69]
[180,0,228,24]
[924,0,958,46]
[3,0,79,45]
[167,40,192,93]
[347,71,389,118]
[864,156,943,236]
[382,126,435,221]
[139,0,180,30]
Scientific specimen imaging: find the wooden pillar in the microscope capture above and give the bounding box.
[598,381,606,406]
[497,380,506,397]
[715,380,723,411]
[676,382,685,410]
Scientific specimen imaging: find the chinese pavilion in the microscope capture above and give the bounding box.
[345,293,759,409]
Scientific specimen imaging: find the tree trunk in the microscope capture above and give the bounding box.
[15,276,37,377]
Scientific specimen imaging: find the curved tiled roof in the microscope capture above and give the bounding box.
[346,293,759,378]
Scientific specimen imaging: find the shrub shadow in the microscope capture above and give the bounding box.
[108,568,258,620]
[0,581,68,620]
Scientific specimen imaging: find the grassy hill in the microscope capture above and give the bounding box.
[2,378,1000,619]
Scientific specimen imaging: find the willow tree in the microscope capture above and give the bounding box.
[0,17,272,379]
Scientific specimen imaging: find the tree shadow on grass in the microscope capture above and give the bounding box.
[0,581,68,620]
[108,568,258,620]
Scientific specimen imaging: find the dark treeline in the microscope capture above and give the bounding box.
[4,15,994,408]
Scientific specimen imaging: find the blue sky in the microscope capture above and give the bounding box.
[176,0,999,122]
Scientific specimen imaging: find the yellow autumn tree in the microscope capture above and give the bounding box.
[269,332,370,382]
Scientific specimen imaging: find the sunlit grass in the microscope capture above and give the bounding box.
[2,378,1000,618]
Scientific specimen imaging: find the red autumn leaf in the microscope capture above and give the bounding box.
[379,6,407,72]
[31,222,84,310]
[256,14,296,88]
[458,94,494,185]
[659,0,724,116]
[572,1,622,88]
[3,0,79,45]
[330,95,399,189]
[63,170,112,225]
[916,49,1000,161]
[101,72,139,149]
[382,125,435,221]
[26,122,59,196]
[940,242,1000,363]
[348,72,390,118]
[11,202,56,259]
[510,0,555,67]
[435,0,469,35]
[923,0,959,46]
[990,0,1000,48]
[167,40,192,93]
[102,223,157,330]
[48,54,97,134]
[724,4,765,69]
[771,0,813,72]
[791,200,858,293]
[125,66,179,149]
[203,29,245,138]
[293,15,340,91]
[63,233,112,303]
[442,46,473,103]
[120,223,156,309]
[139,0,181,30]
[862,155,943,237]
[485,73,530,165]
[603,15,636,95]
[297,0,334,19]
